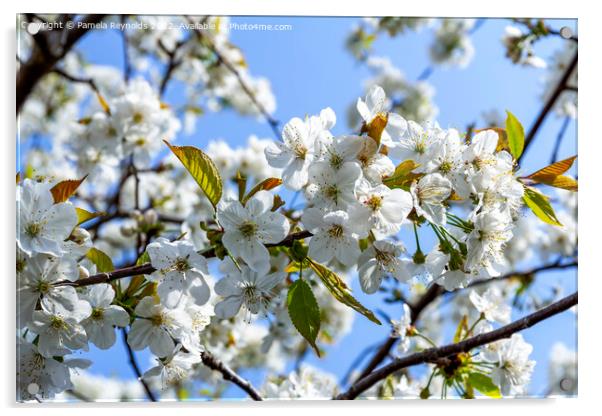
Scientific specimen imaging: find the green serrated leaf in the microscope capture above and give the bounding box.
[164,141,223,209]
[308,259,381,325]
[287,279,321,356]
[75,207,105,226]
[86,247,114,273]
[467,373,502,398]
[523,186,562,226]
[505,110,525,160]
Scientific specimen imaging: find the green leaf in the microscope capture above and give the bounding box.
[164,141,223,209]
[523,186,562,226]
[453,315,469,343]
[86,247,114,273]
[505,110,525,160]
[287,279,321,356]
[308,259,381,325]
[75,207,105,226]
[136,250,151,266]
[467,373,502,398]
[50,176,88,203]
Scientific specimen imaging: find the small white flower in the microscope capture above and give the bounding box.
[128,296,192,357]
[265,111,333,191]
[17,338,91,401]
[217,190,290,274]
[410,173,452,225]
[302,208,363,266]
[469,287,511,324]
[356,85,408,148]
[314,135,363,170]
[466,210,513,277]
[81,284,129,349]
[462,130,513,194]
[30,303,91,358]
[305,161,362,210]
[388,121,441,168]
[18,254,80,326]
[358,240,410,294]
[147,237,211,308]
[391,303,413,353]
[214,265,285,320]
[488,334,535,395]
[351,180,413,237]
[143,346,201,389]
[17,179,78,257]
[356,137,395,184]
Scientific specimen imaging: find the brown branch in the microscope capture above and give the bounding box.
[158,38,189,98]
[200,351,263,401]
[335,291,578,400]
[521,51,577,159]
[54,230,313,288]
[352,259,576,382]
[120,327,157,402]
[17,14,107,113]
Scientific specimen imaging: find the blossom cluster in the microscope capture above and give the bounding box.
[17,15,577,401]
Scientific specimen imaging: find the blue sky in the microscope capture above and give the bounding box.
[23,15,577,399]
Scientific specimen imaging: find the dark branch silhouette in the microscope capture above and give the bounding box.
[335,291,577,400]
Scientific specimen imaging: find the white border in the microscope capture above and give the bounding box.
[2,1,599,415]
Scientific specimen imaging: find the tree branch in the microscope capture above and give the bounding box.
[200,351,263,401]
[521,51,577,159]
[352,259,577,382]
[335,291,577,400]
[17,14,107,113]
[120,327,157,402]
[53,230,314,288]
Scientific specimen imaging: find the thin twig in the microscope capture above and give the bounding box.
[120,15,132,82]
[550,116,572,164]
[200,351,263,401]
[184,16,281,140]
[522,51,577,159]
[120,327,157,402]
[17,14,107,113]
[335,291,577,400]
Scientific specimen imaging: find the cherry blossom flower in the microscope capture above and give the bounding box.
[80,284,129,349]
[18,254,81,326]
[356,85,408,148]
[469,287,512,324]
[264,110,334,190]
[410,173,452,225]
[357,240,410,294]
[17,179,78,257]
[302,208,364,266]
[128,297,192,358]
[30,303,91,358]
[351,180,413,237]
[214,265,285,320]
[217,190,290,274]
[147,237,211,308]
